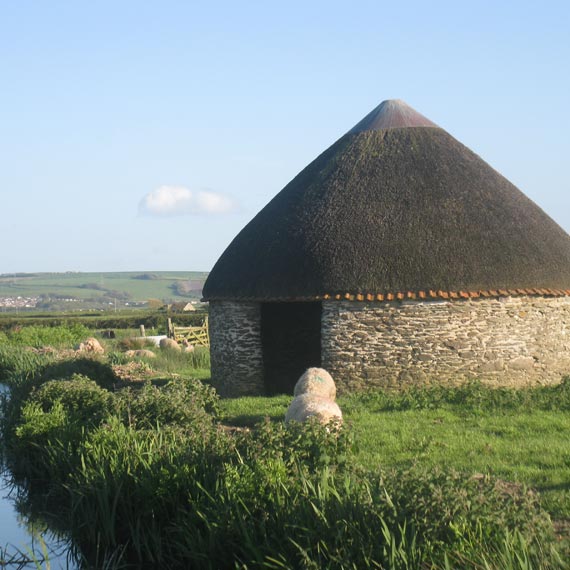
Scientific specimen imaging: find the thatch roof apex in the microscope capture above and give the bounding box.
[348,99,438,133]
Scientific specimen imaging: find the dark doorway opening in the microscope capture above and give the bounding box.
[261,302,322,395]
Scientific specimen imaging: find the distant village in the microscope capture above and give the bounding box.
[0,296,40,309]
[0,295,81,309]
[0,295,202,312]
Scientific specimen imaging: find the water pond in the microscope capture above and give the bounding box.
[0,384,76,569]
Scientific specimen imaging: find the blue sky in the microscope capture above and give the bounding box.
[1,0,569,272]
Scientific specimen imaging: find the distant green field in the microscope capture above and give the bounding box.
[0,271,208,306]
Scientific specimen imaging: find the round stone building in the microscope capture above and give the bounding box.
[203,99,570,397]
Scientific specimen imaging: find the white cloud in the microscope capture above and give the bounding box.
[139,185,235,217]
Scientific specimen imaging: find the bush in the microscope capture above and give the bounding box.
[0,356,118,468]
[0,310,207,333]
[38,358,118,391]
[29,374,114,426]
[15,399,69,443]
[237,417,353,472]
[376,466,554,552]
[6,375,114,482]
[117,378,219,430]
[9,399,84,484]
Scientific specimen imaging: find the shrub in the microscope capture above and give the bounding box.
[38,358,118,391]
[15,399,69,443]
[117,378,219,430]
[29,374,114,426]
[9,399,85,484]
[237,417,353,472]
[376,467,554,552]
[0,356,117,461]
[7,375,114,482]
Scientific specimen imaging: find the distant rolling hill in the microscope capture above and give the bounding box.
[0,271,209,310]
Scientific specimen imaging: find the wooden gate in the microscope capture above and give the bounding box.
[167,316,210,347]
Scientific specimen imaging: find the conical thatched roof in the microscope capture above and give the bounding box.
[203,100,570,302]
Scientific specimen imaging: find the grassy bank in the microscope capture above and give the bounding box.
[0,325,569,568]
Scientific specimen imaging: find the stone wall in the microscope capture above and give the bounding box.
[209,301,264,397]
[321,296,570,392]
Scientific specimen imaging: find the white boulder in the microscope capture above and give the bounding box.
[159,338,181,351]
[125,349,156,358]
[293,367,336,400]
[285,393,343,424]
[76,337,104,354]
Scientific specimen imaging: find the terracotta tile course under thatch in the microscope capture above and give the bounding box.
[205,289,570,303]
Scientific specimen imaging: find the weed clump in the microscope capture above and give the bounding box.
[342,378,570,414]
[0,344,54,384]
[38,358,117,391]
[116,378,219,429]
[7,324,90,349]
